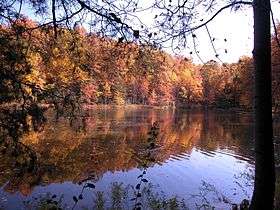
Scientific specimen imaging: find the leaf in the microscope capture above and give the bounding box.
[137,193,141,197]
[118,37,124,43]
[51,194,57,199]
[135,183,141,189]
[131,198,136,201]
[73,196,78,203]
[85,183,95,188]
[141,178,148,183]
[78,194,83,200]
[136,202,142,206]
[133,30,140,39]
[137,174,143,179]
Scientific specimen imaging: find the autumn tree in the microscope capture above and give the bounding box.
[0,19,44,109]
[0,0,278,208]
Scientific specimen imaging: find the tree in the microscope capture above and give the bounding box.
[250,0,275,208]
[229,57,254,109]
[148,0,275,208]
[0,0,277,208]
[272,25,280,113]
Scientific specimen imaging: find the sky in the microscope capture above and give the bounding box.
[152,1,280,64]
[179,8,255,63]
[19,0,280,64]
[184,2,280,64]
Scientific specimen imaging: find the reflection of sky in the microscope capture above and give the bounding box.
[16,1,280,64]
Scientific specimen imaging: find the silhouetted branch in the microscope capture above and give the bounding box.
[189,1,252,32]
[51,0,57,38]
[191,31,204,63]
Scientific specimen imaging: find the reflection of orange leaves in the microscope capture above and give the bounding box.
[0,108,252,196]
[4,184,16,194]
[19,183,32,196]
[4,180,32,196]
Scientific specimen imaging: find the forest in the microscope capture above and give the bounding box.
[3,18,280,111]
[0,0,279,207]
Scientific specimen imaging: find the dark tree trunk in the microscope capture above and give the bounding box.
[250,0,275,209]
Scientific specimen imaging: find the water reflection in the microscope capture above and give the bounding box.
[0,107,255,209]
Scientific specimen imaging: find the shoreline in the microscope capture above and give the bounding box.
[82,103,253,114]
[0,102,253,113]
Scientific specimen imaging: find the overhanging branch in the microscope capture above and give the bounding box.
[188,1,252,32]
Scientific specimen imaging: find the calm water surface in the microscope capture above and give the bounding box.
[0,107,256,209]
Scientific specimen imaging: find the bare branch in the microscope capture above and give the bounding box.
[188,1,252,32]
[51,0,57,38]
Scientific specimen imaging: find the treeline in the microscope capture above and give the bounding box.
[1,18,280,110]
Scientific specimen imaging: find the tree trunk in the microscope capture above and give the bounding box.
[250,0,275,209]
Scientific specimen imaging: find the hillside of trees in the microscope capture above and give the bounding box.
[1,18,280,111]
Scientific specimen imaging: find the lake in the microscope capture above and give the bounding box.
[0,107,256,209]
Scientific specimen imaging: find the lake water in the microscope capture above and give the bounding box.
[0,107,256,209]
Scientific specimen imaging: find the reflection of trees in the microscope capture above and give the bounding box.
[233,166,254,199]
[0,105,47,195]
[194,110,254,161]
[191,180,231,209]
[190,180,250,210]
[0,108,254,196]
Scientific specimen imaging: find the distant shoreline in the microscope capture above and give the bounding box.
[0,102,252,111]
[82,103,253,113]
[0,103,259,116]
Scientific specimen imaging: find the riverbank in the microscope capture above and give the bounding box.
[82,103,254,114]
[0,102,254,114]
